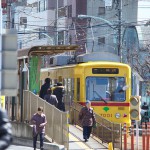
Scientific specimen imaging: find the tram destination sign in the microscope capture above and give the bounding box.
[92,68,119,74]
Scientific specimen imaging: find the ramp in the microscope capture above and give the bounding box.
[69,125,108,150]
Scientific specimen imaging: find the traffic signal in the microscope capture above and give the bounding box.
[130,96,141,120]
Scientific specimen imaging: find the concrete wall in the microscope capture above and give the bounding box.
[11,122,65,150]
[11,122,33,139]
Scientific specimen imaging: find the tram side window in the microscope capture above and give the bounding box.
[52,79,57,87]
[64,78,68,93]
[77,78,80,101]
[71,78,74,100]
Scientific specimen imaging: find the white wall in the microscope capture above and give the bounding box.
[138,1,150,23]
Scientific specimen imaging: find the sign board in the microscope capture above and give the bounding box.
[0,29,18,96]
[0,95,5,109]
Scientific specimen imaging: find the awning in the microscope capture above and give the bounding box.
[17,45,79,59]
[28,45,79,56]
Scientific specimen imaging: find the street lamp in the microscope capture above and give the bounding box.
[19,28,54,45]
[22,58,29,90]
[78,14,121,60]
[78,15,114,28]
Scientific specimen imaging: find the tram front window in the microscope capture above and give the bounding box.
[86,77,126,102]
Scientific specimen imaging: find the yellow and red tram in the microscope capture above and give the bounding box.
[40,61,133,126]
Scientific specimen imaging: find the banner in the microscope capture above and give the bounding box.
[29,56,41,94]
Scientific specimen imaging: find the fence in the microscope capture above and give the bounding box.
[23,90,69,149]
[123,122,150,150]
[69,101,122,149]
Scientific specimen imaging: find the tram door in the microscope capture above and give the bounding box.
[63,78,74,112]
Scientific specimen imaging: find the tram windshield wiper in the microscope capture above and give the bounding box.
[100,97,107,104]
[93,90,107,104]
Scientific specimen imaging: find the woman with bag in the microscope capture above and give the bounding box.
[44,88,58,108]
[78,101,96,142]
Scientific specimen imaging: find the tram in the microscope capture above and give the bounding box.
[40,59,135,127]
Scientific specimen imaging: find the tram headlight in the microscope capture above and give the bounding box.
[115,113,121,119]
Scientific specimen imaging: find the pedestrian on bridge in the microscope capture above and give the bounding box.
[78,101,96,142]
[39,78,51,99]
[44,88,58,108]
[31,107,47,150]
[53,82,65,111]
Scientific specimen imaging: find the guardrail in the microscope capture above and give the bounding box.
[69,101,122,149]
[23,90,69,149]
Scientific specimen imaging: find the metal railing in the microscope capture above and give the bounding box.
[23,90,69,149]
[69,101,122,149]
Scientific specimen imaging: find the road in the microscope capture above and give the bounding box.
[7,145,39,150]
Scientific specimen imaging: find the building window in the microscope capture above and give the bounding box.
[67,5,72,18]
[58,6,67,18]
[39,0,46,12]
[19,41,22,49]
[58,31,64,45]
[98,7,105,15]
[50,57,54,65]
[98,37,105,45]
[12,18,14,28]
[20,17,27,28]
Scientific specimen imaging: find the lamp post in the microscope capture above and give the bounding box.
[78,14,122,60]
[22,58,29,90]
[19,28,54,45]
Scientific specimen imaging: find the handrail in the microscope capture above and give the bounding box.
[23,90,69,149]
[69,101,122,149]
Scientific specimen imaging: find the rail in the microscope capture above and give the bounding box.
[68,100,122,149]
[23,90,69,149]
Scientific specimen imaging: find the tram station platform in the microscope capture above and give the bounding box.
[69,124,108,150]
[12,123,108,150]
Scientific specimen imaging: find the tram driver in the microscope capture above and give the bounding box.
[112,80,125,101]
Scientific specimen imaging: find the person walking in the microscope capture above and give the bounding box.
[78,101,96,142]
[44,88,58,108]
[53,82,65,111]
[0,108,12,150]
[31,107,47,150]
[39,78,51,99]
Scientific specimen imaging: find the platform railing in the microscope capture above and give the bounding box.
[67,100,122,149]
[23,90,69,149]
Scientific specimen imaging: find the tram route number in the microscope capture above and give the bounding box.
[100,114,112,117]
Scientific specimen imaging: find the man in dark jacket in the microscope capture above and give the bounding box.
[79,101,96,142]
[0,108,12,149]
[31,107,47,150]
[53,82,65,111]
[39,78,51,99]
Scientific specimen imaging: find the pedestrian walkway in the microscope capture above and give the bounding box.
[69,125,108,150]
[7,145,40,150]
[10,124,108,150]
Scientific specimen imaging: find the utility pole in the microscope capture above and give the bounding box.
[117,0,122,61]
[55,0,58,45]
[6,0,11,29]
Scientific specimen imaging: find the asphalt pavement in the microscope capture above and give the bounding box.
[7,145,39,150]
